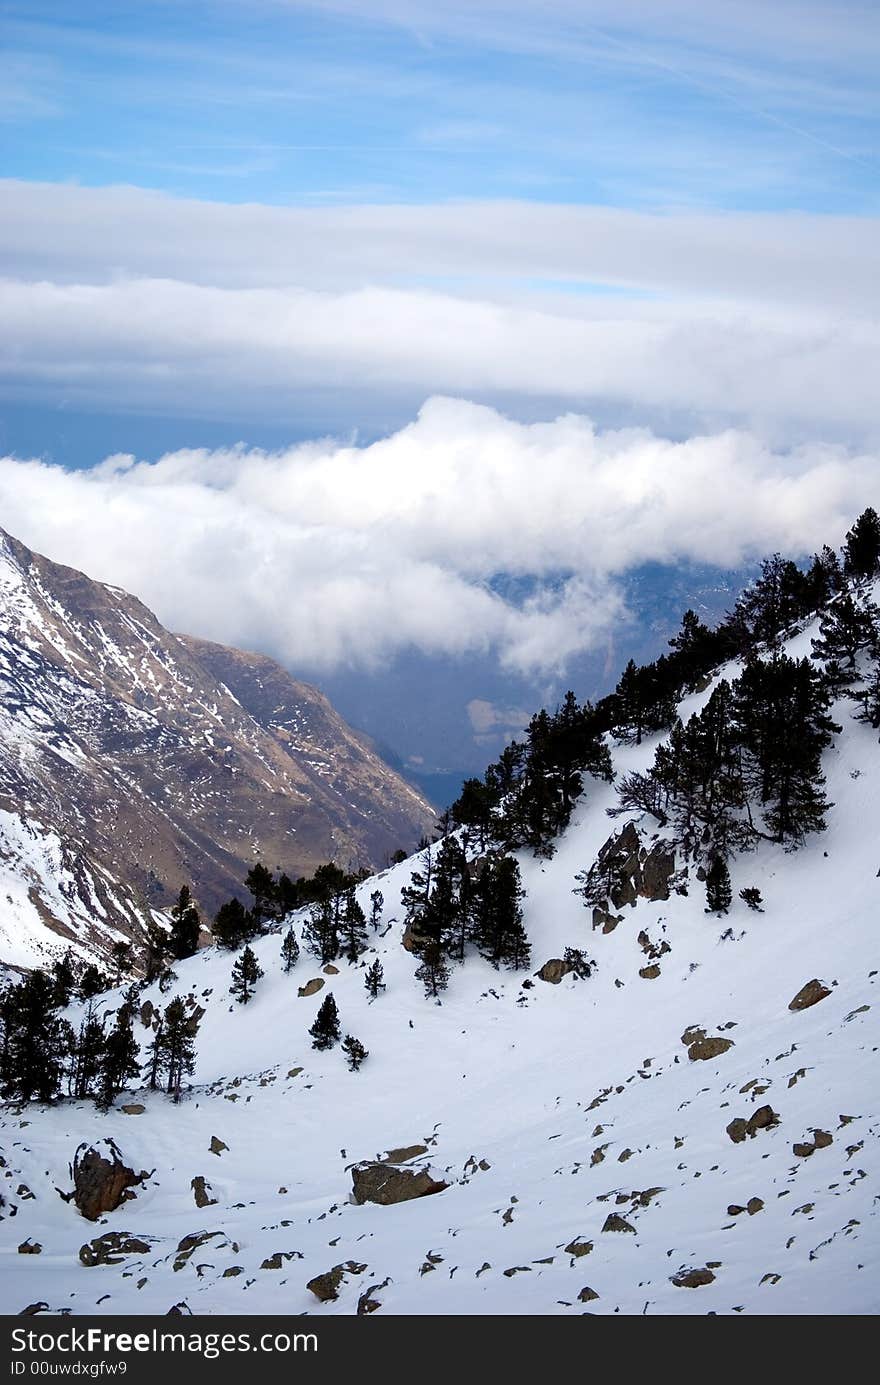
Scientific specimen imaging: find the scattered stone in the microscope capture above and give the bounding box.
[602,1214,635,1234]
[120,1104,145,1116]
[726,1106,779,1143]
[639,965,661,981]
[794,1130,833,1158]
[727,1204,746,1216]
[747,1197,764,1215]
[687,1036,734,1062]
[298,979,325,998]
[191,1176,217,1209]
[564,1239,593,1258]
[222,1267,243,1278]
[307,1261,366,1301]
[578,1286,599,1302]
[209,1136,228,1157]
[357,1277,391,1315]
[788,980,831,1012]
[79,1232,153,1267]
[618,1149,633,1163]
[72,1140,150,1222]
[287,1067,303,1079]
[671,1267,715,1288]
[18,1241,41,1254]
[503,1266,531,1277]
[323,965,339,976]
[351,1162,447,1206]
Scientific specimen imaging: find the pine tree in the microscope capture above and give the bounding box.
[339,888,368,963]
[364,958,385,1000]
[415,940,450,1000]
[230,945,264,1005]
[369,890,384,931]
[110,941,133,987]
[704,855,732,914]
[146,1017,165,1091]
[811,592,880,686]
[280,926,300,972]
[245,863,280,928]
[169,886,201,960]
[51,950,78,1008]
[158,997,197,1101]
[69,1001,107,1100]
[739,887,764,911]
[475,855,529,969]
[97,986,141,1109]
[851,657,880,730]
[302,897,339,965]
[213,897,254,950]
[142,920,171,983]
[342,1035,368,1071]
[309,992,341,1050]
[843,507,880,580]
[79,963,108,1000]
[0,971,73,1104]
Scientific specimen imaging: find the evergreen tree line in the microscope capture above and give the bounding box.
[212,861,369,951]
[0,970,199,1107]
[452,509,880,860]
[400,837,530,997]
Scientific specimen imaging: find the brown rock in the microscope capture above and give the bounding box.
[18,1241,41,1254]
[222,1266,243,1278]
[79,1232,153,1267]
[307,1261,367,1301]
[747,1197,764,1215]
[601,1214,635,1234]
[72,1140,149,1221]
[323,964,339,975]
[120,1104,145,1116]
[639,965,661,980]
[351,1162,447,1206]
[298,978,325,998]
[793,1142,815,1158]
[687,1036,734,1062]
[671,1267,715,1288]
[578,1286,599,1302]
[812,1129,833,1149]
[357,1277,391,1315]
[788,979,831,1011]
[727,1204,746,1216]
[564,1239,593,1258]
[536,958,573,985]
[728,1105,780,1141]
[383,1144,428,1163]
[191,1176,217,1209]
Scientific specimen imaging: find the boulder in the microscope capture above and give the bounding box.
[72,1140,149,1222]
[18,1241,41,1254]
[601,1214,635,1234]
[788,979,831,1012]
[536,958,573,985]
[578,1286,599,1302]
[307,1261,367,1301]
[191,1176,217,1209]
[383,1144,428,1163]
[298,978,325,998]
[351,1162,447,1206]
[564,1239,593,1258]
[323,965,339,976]
[120,1104,145,1116]
[639,965,661,980]
[671,1267,715,1288]
[79,1232,153,1267]
[727,1106,779,1144]
[209,1136,228,1157]
[687,1036,734,1062]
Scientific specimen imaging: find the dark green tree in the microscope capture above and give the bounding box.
[309,992,341,1050]
[414,940,450,1000]
[339,888,368,963]
[364,958,385,1000]
[110,940,133,987]
[151,996,197,1101]
[280,926,300,972]
[245,863,280,927]
[843,506,880,580]
[169,886,201,960]
[213,897,254,950]
[97,986,142,1109]
[302,897,339,965]
[369,890,384,931]
[341,1034,368,1071]
[69,1001,106,1100]
[704,855,732,915]
[230,944,264,1005]
[50,950,78,1008]
[811,592,880,686]
[0,971,73,1103]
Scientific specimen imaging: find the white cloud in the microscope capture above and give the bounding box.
[1,397,876,676]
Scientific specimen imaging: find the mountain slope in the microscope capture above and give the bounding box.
[1,606,877,1315]
[0,528,433,967]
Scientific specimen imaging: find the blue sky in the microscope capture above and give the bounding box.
[3,0,878,214]
[1,2,879,780]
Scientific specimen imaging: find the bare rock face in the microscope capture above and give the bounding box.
[79,1231,153,1266]
[72,1140,149,1222]
[383,1144,428,1163]
[789,979,831,1011]
[589,822,679,913]
[351,1162,447,1206]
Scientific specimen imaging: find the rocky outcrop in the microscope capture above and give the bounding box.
[793,1129,833,1157]
[79,1232,153,1266]
[306,1261,367,1301]
[726,1106,780,1143]
[789,979,831,1011]
[298,978,325,998]
[588,822,679,913]
[351,1162,447,1206]
[536,958,574,985]
[671,1266,715,1288]
[682,1026,735,1062]
[71,1140,149,1222]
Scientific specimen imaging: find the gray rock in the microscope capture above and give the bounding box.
[351,1162,447,1206]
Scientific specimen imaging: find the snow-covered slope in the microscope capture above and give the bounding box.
[1,612,877,1317]
[0,527,433,966]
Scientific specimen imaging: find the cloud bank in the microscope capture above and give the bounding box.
[1,397,876,676]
